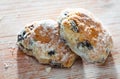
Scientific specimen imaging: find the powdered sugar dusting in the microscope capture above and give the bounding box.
[33,20,57,30]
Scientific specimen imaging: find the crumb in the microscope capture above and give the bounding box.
[4,63,10,70]
[9,45,17,56]
[45,67,51,73]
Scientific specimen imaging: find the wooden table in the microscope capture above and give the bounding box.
[0,0,120,79]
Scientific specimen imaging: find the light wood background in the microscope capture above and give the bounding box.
[0,0,120,79]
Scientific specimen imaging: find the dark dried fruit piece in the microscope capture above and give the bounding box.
[48,50,55,56]
[77,40,93,50]
[17,35,24,42]
[70,20,79,32]
[84,40,93,50]
[22,31,26,36]
[64,11,69,16]
[28,25,34,30]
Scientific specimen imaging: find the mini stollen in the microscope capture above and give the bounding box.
[17,20,78,68]
[58,8,113,64]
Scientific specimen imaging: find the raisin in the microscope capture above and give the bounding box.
[84,40,93,50]
[77,40,93,50]
[24,33,30,39]
[64,11,69,16]
[28,25,34,30]
[30,25,34,27]
[70,20,79,32]
[48,50,55,56]
[17,35,24,42]
[22,31,26,36]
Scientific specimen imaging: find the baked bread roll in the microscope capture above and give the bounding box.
[17,20,78,68]
[58,8,113,64]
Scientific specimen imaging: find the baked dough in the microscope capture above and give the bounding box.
[58,8,113,64]
[17,20,78,68]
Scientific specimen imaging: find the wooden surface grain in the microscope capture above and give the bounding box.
[0,0,120,79]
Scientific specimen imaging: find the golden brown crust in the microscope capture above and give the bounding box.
[62,12,103,46]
